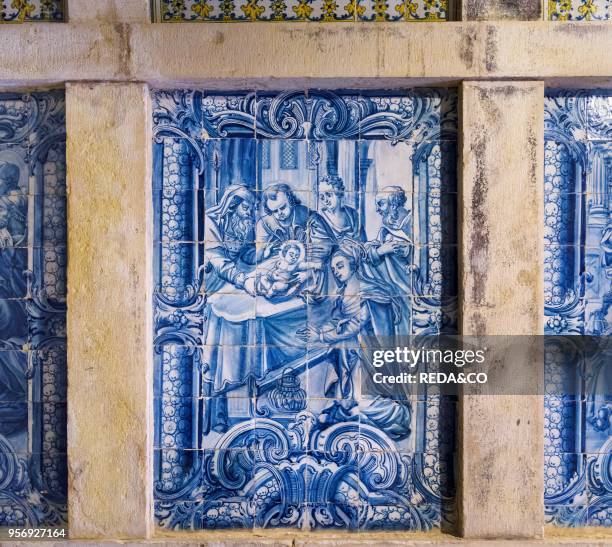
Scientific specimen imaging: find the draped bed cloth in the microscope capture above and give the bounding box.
[200,286,308,434]
[202,287,307,395]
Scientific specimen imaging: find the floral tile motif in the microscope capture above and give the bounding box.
[0,91,67,527]
[152,89,457,531]
[548,0,610,20]
[151,0,448,21]
[544,90,612,527]
[359,0,448,21]
[0,0,64,22]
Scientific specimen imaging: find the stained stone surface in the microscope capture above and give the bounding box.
[66,83,152,539]
[459,81,544,539]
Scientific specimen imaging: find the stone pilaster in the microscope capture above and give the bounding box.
[66,83,152,539]
[458,81,544,538]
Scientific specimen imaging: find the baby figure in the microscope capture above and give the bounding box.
[259,240,305,298]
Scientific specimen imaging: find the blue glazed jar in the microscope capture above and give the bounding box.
[269,368,307,412]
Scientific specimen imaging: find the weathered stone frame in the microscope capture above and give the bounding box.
[0,0,609,541]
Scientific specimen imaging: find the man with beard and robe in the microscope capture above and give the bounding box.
[247,184,327,399]
[366,185,414,336]
[203,184,257,295]
[0,162,27,247]
[201,185,260,433]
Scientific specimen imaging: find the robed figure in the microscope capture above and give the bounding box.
[0,163,29,437]
[297,242,412,441]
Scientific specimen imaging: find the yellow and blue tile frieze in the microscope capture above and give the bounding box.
[151,0,449,22]
[2,0,611,24]
[0,0,64,22]
[548,0,610,20]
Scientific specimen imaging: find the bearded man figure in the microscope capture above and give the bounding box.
[0,162,27,249]
[366,185,414,336]
[203,184,257,295]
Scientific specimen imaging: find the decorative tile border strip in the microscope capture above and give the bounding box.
[0,0,64,22]
[2,0,611,24]
[151,0,449,22]
[548,0,610,20]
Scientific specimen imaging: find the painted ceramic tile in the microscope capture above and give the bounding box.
[548,0,610,20]
[359,0,448,21]
[152,89,457,531]
[0,91,67,527]
[0,0,64,22]
[151,0,448,21]
[544,90,612,527]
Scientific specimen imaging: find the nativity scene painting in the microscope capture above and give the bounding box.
[152,90,457,531]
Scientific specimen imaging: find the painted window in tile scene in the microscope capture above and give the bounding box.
[150,0,450,22]
[548,0,610,20]
[152,89,458,531]
[0,92,67,527]
[544,91,612,527]
[279,140,299,170]
[0,0,64,22]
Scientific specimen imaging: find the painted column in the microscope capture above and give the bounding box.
[66,84,152,539]
[589,152,608,221]
[154,138,199,497]
[459,82,544,538]
[458,0,543,20]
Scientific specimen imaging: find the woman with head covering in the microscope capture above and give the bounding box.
[296,241,412,441]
